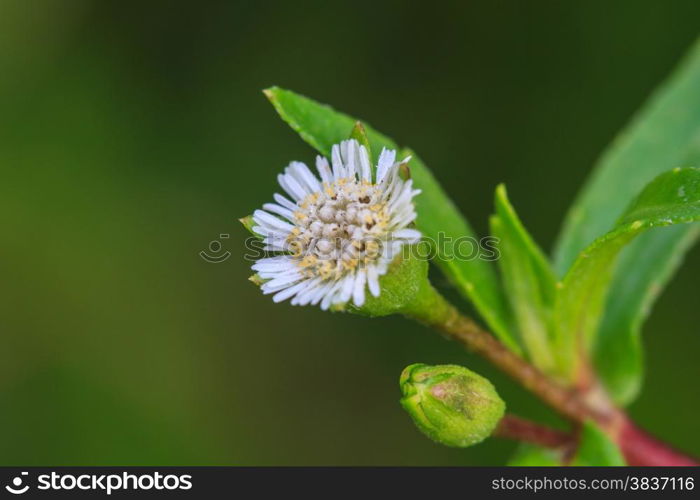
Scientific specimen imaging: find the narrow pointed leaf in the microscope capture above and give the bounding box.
[350,121,372,161]
[490,185,557,371]
[595,224,700,403]
[552,39,700,403]
[554,38,700,271]
[554,168,700,381]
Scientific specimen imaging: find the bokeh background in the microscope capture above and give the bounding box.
[1,0,698,465]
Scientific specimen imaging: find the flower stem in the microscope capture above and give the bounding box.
[402,283,607,424]
[617,418,699,466]
[495,414,573,451]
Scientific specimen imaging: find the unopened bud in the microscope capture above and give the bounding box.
[400,363,505,447]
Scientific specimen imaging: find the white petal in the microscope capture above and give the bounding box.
[292,277,324,306]
[392,210,418,228]
[262,234,290,246]
[331,144,344,179]
[265,272,303,289]
[273,193,298,211]
[262,275,302,294]
[392,189,420,216]
[288,161,321,193]
[316,156,332,184]
[310,281,334,305]
[367,265,380,297]
[375,257,390,276]
[263,203,295,221]
[253,209,295,232]
[359,145,371,181]
[386,175,405,203]
[263,243,287,251]
[392,228,422,242]
[321,280,344,310]
[352,270,367,307]
[272,280,309,303]
[251,225,269,237]
[381,166,401,194]
[257,266,301,280]
[277,173,307,201]
[252,256,296,273]
[342,140,357,178]
[376,148,396,183]
[380,240,402,263]
[339,274,355,302]
[388,180,416,212]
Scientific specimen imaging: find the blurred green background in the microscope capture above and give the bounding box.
[1,0,698,465]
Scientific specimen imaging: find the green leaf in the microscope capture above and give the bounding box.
[554,38,700,272]
[508,444,563,466]
[264,86,518,352]
[238,215,261,238]
[349,121,372,167]
[554,168,700,380]
[264,87,394,163]
[571,422,626,466]
[490,185,557,371]
[552,39,700,403]
[595,224,700,403]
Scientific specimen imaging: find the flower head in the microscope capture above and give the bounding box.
[250,139,421,309]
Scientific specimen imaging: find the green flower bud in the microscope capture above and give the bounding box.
[400,363,505,447]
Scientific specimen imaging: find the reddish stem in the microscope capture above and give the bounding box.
[617,419,699,466]
[495,415,573,450]
[497,415,699,466]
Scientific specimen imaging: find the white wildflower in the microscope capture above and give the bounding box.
[251,139,421,309]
